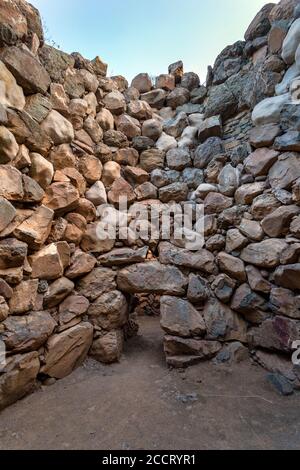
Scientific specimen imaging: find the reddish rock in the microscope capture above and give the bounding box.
[127,100,153,120]
[248,316,299,353]
[249,124,281,148]
[90,330,124,364]
[115,114,141,139]
[77,267,116,301]
[0,352,40,412]
[1,46,50,94]
[2,311,56,354]
[88,290,128,331]
[274,264,300,290]
[29,242,70,280]
[246,265,272,294]
[9,279,38,315]
[65,249,96,279]
[244,148,279,177]
[262,205,300,237]
[204,192,233,214]
[114,148,139,167]
[41,323,93,379]
[0,165,23,201]
[75,198,96,223]
[43,182,79,215]
[81,222,115,254]
[108,177,136,206]
[131,73,152,93]
[235,182,266,205]
[43,277,74,309]
[140,149,165,173]
[270,287,300,319]
[155,74,175,91]
[58,295,90,327]
[217,252,246,282]
[14,205,54,249]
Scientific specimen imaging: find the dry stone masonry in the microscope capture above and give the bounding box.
[1,0,300,409]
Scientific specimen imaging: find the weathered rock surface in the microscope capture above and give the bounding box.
[41,323,93,379]
[160,296,206,338]
[117,261,187,295]
[1,311,56,354]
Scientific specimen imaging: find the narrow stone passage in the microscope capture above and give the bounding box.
[0,316,299,450]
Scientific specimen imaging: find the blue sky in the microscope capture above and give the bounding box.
[31,0,275,83]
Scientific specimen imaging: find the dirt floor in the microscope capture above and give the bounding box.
[0,316,299,450]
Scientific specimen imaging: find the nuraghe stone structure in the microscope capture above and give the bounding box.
[0,0,300,410]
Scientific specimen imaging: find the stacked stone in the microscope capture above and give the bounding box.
[1,0,300,410]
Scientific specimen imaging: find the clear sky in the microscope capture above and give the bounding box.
[31,0,276,83]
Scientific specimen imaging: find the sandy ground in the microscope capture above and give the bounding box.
[0,316,299,450]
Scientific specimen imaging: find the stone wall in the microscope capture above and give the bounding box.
[1,0,300,410]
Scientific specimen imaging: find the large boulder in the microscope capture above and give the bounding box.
[166,87,190,109]
[117,261,188,295]
[1,46,51,94]
[43,277,74,309]
[65,249,96,279]
[261,205,300,237]
[14,205,54,249]
[131,73,152,93]
[41,110,74,145]
[248,316,300,353]
[282,18,300,64]
[159,242,214,273]
[0,197,16,233]
[41,323,93,379]
[274,264,300,290]
[202,298,247,342]
[103,90,126,115]
[241,239,288,268]
[244,148,279,176]
[9,279,38,315]
[268,153,300,189]
[88,290,128,331]
[29,242,70,280]
[252,93,289,126]
[90,330,124,364]
[1,311,56,354]
[77,267,116,301]
[164,336,221,364]
[160,296,206,338]
[217,252,246,282]
[244,3,274,41]
[0,238,27,269]
[0,125,18,163]
[43,182,79,215]
[0,165,23,201]
[0,352,40,412]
